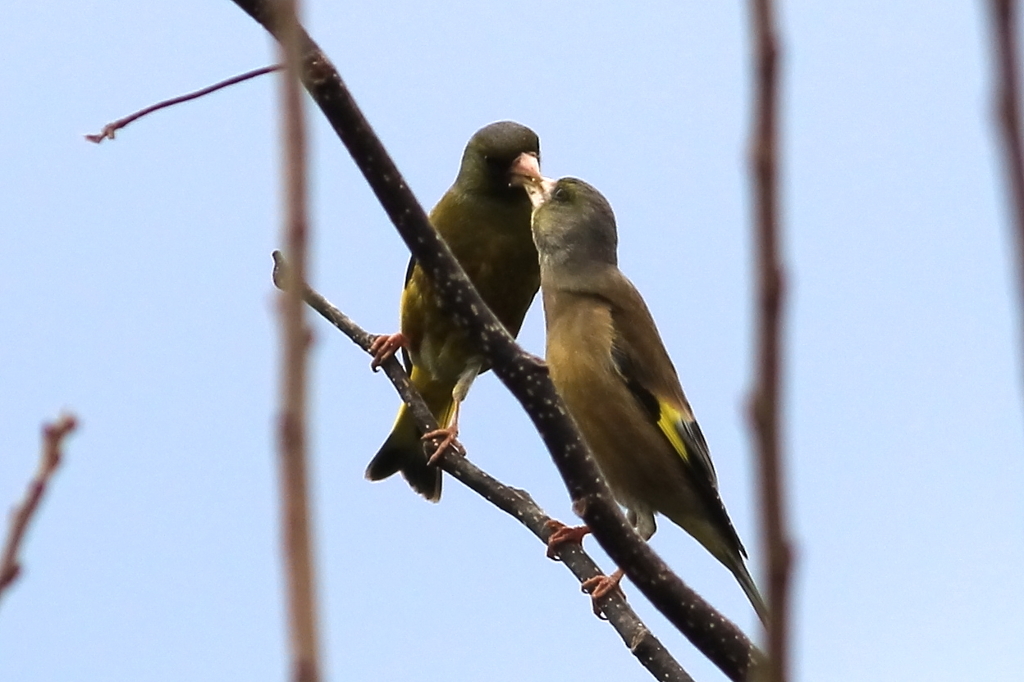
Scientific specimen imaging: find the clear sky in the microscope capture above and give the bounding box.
[2,2,1022,681]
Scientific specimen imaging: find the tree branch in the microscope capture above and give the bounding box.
[84,66,282,143]
[0,413,78,606]
[272,252,694,682]
[274,0,322,679]
[748,1,793,681]
[988,0,1024,398]
[232,2,763,678]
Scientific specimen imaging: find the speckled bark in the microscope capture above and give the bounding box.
[243,3,765,678]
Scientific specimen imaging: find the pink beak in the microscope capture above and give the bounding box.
[509,152,541,186]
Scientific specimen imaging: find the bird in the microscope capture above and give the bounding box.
[524,175,768,623]
[365,121,543,502]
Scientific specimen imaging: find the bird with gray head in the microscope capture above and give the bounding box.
[524,176,767,623]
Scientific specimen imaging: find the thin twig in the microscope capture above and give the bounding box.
[274,0,321,679]
[748,1,793,681]
[84,65,282,143]
[0,414,78,606]
[988,0,1024,395]
[271,252,694,682]
[229,3,763,679]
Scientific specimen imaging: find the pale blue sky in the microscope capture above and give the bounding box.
[2,2,1022,681]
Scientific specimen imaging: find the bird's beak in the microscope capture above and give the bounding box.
[509,152,541,188]
[523,176,557,210]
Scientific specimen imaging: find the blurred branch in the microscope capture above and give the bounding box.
[274,0,321,679]
[988,0,1024,391]
[271,252,693,682]
[0,414,78,607]
[84,65,282,143]
[748,1,793,681]
[232,2,762,678]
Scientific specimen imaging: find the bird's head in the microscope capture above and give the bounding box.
[526,177,619,272]
[456,121,541,199]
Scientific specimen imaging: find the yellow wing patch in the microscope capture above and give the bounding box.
[655,400,690,463]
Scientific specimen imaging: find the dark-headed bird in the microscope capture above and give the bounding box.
[366,122,542,501]
[525,175,767,623]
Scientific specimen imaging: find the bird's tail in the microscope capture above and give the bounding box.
[679,516,770,625]
[730,558,769,626]
[365,371,455,502]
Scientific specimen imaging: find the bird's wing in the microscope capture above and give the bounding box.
[609,339,718,490]
[603,273,745,556]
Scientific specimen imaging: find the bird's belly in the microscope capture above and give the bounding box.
[557,372,682,514]
[414,328,475,385]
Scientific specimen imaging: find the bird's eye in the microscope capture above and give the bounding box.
[552,186,570,202]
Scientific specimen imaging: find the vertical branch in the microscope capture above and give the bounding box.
[748,1,792,681]
[989,0,1024,387]
[275,0,321,680]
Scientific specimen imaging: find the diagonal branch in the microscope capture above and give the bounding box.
[748,1,793,681]
[0,413,78,607]
[84,66,282,143]
[272,252,694,682]
[232,2,763,678]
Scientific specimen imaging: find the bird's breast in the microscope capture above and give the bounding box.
[544,290,694,513]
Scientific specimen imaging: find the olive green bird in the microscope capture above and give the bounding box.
[525,175,768,624]
[366,121,542,502]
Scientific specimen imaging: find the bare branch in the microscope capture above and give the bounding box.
[84,65,282,143]
[231,3,763,678]
[988,0,1024,397]
[271,252,694,682]
[748,1,793,681]
[274,0,321,679]
[0,414,78,606]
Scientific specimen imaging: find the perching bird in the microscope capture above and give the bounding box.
[525,176,767,623]
[365,121,542,501]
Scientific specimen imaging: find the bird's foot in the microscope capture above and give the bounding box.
[581,569,625,619]
[369,332,407,371]
[423,425,464,466]
[544,520,591,560]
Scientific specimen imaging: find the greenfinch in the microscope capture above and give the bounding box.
[526,176,767,623]
[366,121,542,501]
